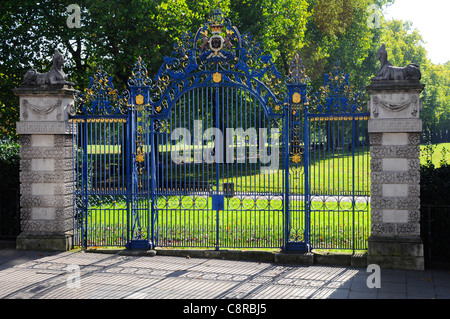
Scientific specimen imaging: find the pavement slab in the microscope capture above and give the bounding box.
[0,248,449,303]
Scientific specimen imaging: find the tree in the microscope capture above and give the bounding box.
[379,18,450,134]
[380,19,428,68]
[421,63,450,133]
[0,0,224,139]
[299,0,395,88]
[229,0,310,76]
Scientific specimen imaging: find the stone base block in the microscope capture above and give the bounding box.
[351,252,368,268]
[274,252,314,265]
[16,232,73,251]
[314,253,351,266]
[367,235,424,270]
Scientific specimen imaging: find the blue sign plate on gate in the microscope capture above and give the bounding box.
[211,195,225,211]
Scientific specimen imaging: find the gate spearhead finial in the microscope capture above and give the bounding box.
[286,53,309,85]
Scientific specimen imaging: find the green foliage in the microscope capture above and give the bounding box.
[0,139,20,165]
[421,63,450,132]
[380,19,428,67]
[229,0,309,75]
[420,143,450,205]
[0,139,20,189]
[300,0,394,87]
[421,143,450,168]
[0,0,222,139]
[380,19,450,134]
[421,142,436,167]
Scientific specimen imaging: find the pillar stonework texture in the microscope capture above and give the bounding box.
[367,80,425,270]
[14,85,76,251]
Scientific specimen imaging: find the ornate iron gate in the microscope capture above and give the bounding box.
[304,64,371,252]
[70,10,370,252]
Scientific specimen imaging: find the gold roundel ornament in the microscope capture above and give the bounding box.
[292,154,302,164]
[135,94,144,105]
[136,151,145,163]
[212,72,222,83]
[292,92,301,104]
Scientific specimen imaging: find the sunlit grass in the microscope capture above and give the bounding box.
[77,195,370,251]
[87,145,122,154]
[420,143,450,167]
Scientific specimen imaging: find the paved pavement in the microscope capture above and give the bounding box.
[1,248,449,303]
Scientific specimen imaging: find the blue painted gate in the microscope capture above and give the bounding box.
[70,10,370,252]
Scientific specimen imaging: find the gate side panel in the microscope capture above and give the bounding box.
[128,101,151,249]
[286,91,307,250]
[308,115,371,251]
[72,117,129,248]
[305,65,372,252]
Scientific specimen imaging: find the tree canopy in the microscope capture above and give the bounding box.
[1,0,448,139]
[379,19,450,133]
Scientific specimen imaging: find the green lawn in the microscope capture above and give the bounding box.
[87,145,122,154]
[76,193,370,251]
[420,143,450,167]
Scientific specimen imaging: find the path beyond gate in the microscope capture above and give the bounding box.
[70,10,370,252]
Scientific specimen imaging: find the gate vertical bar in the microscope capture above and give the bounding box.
[352,117,356,254]
[304,102,311,250]
[215,86,220,251]
[150,116,156,249]
[284,100,290,249]
[82,119,88,249]
[126,105,134,247]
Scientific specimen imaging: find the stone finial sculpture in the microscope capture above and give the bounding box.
[22,49,75,87]
[372,44,421,81]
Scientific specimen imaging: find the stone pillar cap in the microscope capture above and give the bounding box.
[367,80,425,92]
[13,85,78,96]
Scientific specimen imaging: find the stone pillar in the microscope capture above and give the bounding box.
[13,85,76,251]
[366,80,425,270]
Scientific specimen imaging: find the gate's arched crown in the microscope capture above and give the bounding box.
[150,9,286,117]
